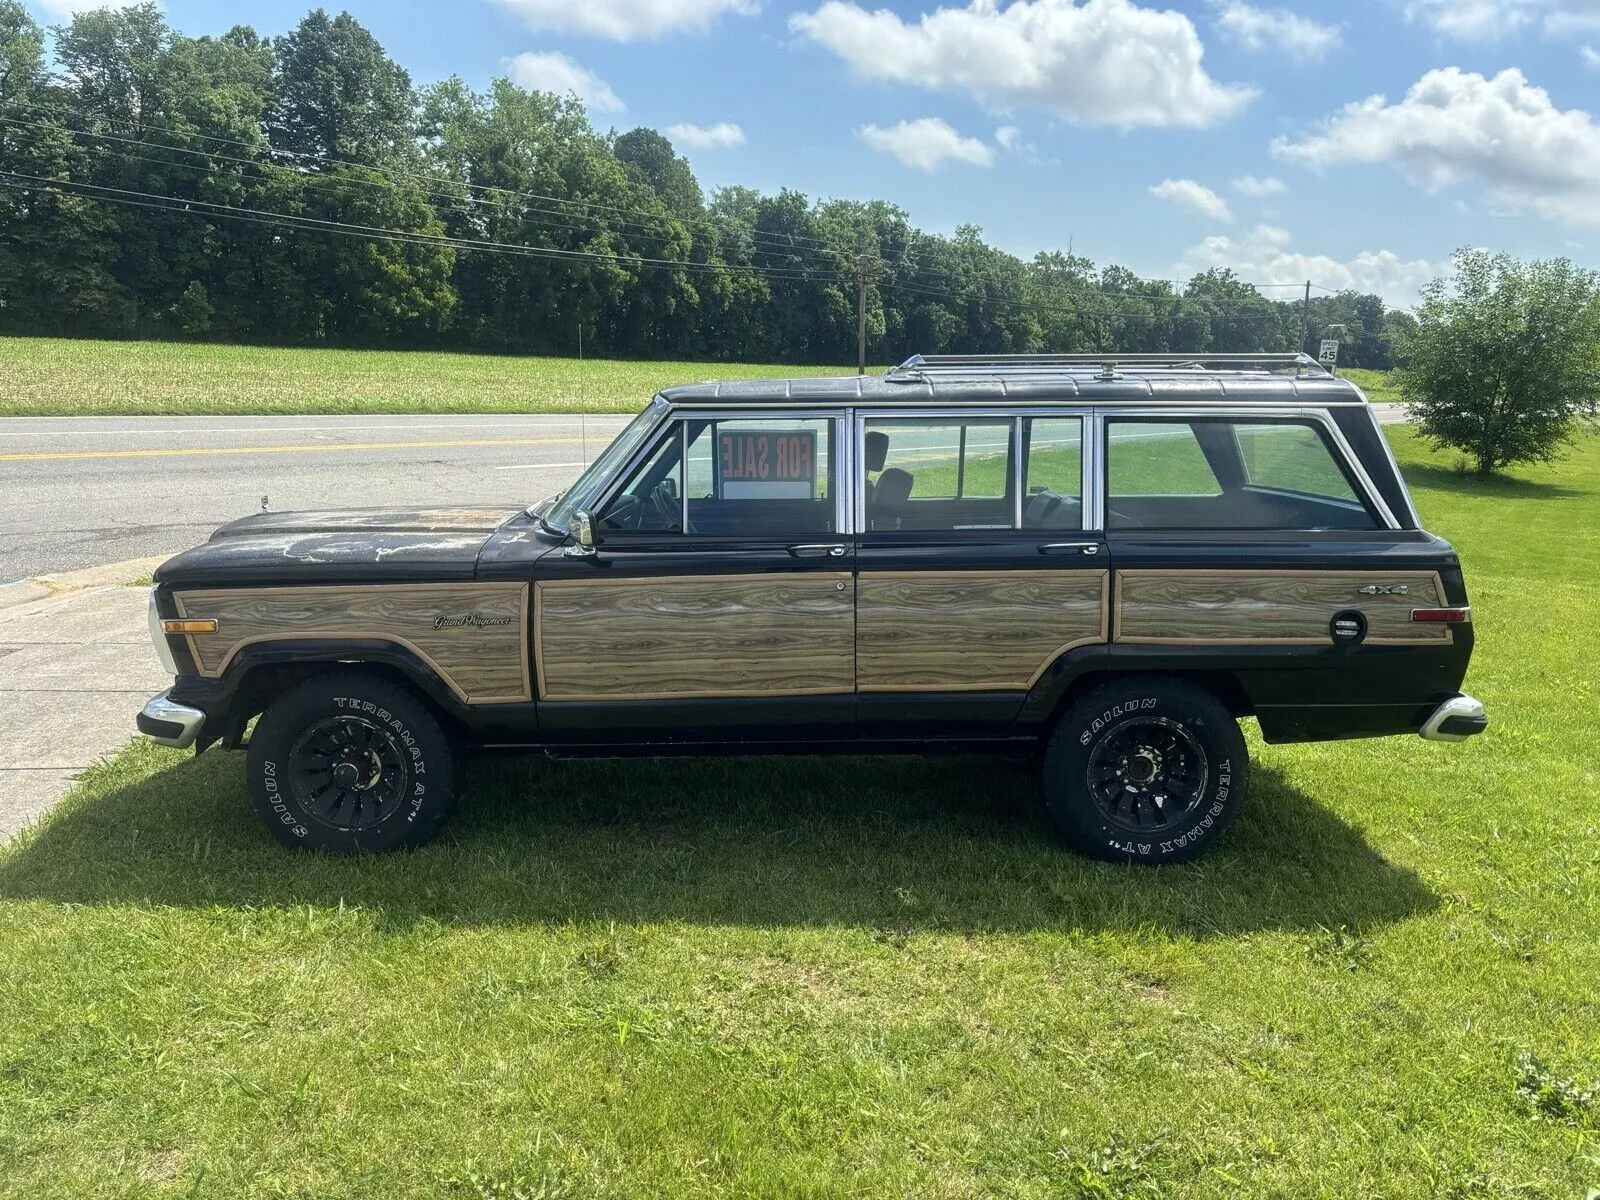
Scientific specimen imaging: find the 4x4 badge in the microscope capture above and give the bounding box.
[1357,584,1409,596]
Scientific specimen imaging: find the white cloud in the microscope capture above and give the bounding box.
[493,0,756,40]
[1272,66,1600,227]
[1150,178,1233,221]
[1232,174,1287,197]
[858,117,996,172]
[36,0,146,17]
[995,125,1022,150]
[790,0,1254,129]
[1176,223,1438,308]
[1212,2,1342,60]
[507,52,625,113]
[1403,0,1600,40]
[1584,43,1600,68]
[665,121,746,149]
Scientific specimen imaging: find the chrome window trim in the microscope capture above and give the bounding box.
[591,406,851,539]
[1098,406,1401,532]
[852,407,1095,535]
[1083,413,1105,532]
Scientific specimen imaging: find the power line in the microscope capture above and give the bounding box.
[0,171,854,284]
[0,103,876,265]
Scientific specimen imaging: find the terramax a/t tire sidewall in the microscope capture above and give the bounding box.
[1043,679,1248,864]
[246,674,456,854]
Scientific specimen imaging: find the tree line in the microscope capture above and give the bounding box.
[0,2,1418,366]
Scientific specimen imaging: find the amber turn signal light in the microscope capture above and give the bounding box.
[162,619,218,634]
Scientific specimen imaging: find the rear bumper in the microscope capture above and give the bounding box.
[1419,694,1487,742]
[137,690,207,749]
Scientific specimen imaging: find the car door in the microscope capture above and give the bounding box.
[853,409,1110,739]
[532,410,857,744]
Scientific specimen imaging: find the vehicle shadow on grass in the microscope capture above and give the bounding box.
[0,745,1437,939]
[1400,461,1586,500]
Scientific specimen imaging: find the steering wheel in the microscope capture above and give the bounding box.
[600,493,641,530]
[649,478,685,531]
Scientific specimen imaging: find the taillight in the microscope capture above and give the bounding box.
[1411,607,1470,623]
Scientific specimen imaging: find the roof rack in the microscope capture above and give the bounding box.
[888,352,1328,382]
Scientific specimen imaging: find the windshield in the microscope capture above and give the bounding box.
[544,400,664,532]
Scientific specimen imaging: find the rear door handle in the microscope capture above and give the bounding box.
[789,543,848,558]
[1037,542,1102,556]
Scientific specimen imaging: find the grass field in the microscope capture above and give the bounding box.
[4,439,1598,1197]
[0,337,850,417]
[0,337,1402,419]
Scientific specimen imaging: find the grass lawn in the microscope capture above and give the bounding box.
[3,433,1599,1198]
[0,337,851,418]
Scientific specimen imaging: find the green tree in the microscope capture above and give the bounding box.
[267,8,414,164]
[1399,248,1600,475]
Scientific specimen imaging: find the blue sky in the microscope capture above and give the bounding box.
[29,0,1600,307]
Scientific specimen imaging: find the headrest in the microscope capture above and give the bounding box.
[864,430,889,473]
[874,467,913,510]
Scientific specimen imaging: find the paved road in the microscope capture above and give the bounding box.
[0,406,1408,583]
[0,414,632,582]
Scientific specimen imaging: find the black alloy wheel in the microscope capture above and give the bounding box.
[246,671,457,853]
[1042,677,1248,864]
[287,714,413,833]
[1085,715,1209,834]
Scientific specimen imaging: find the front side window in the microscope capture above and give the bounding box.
[862,418,1015,532]
[600,416,835,536]
[1106,418,1378,531]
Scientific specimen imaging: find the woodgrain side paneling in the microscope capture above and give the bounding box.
[1114,570,1451,645]
[174,583,530,703]
[857,570,1109,692]
[535,573,854,702]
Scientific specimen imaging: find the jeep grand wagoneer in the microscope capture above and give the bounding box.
[138,353,1484,863]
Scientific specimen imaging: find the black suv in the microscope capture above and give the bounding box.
[139,353,1484,863]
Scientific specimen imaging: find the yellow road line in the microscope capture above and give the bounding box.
[0,437,584,463]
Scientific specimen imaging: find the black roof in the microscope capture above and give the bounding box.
[658,353,1369,408]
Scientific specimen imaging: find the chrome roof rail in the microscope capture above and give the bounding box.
[888,351,1328,381]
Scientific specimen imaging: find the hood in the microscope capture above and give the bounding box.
[153,505,528,588]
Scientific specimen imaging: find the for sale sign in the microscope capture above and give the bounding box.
[717,429,817,499]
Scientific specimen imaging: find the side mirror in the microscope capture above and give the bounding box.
[564,510,597,558]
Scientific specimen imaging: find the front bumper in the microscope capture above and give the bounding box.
[137,690,207,749]
[1419,693,1487,742]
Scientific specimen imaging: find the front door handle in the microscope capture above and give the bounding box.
[1037,542,1102,556]
[789,543,848,558]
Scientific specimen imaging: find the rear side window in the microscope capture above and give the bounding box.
[1107,423,1222,497]
[1106,418,1378,531]
[1233,423,1363,503]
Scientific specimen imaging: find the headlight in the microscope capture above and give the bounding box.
[148,587,179,676]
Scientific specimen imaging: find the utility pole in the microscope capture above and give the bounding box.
[1300,280,1311,356]
[577,319,583,361]
[856,241,869,376]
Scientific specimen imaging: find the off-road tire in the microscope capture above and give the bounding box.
[246,672,456,853]
[1042,677,1248,864]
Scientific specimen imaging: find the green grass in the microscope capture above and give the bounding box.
[3,434,1599,1197]
[1340,366,1402,406]
[0,337,853,417]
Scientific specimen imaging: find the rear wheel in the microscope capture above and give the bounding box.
[246,672,456,853]
[1042,677,1247,864]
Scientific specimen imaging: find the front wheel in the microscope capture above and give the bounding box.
[246,672,457,853]
[1042,678,1248,864]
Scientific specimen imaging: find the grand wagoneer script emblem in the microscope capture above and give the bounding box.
[432,613,516,630]
[1357,584,1409,596]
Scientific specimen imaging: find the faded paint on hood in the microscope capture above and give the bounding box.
[154,505,528,587]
